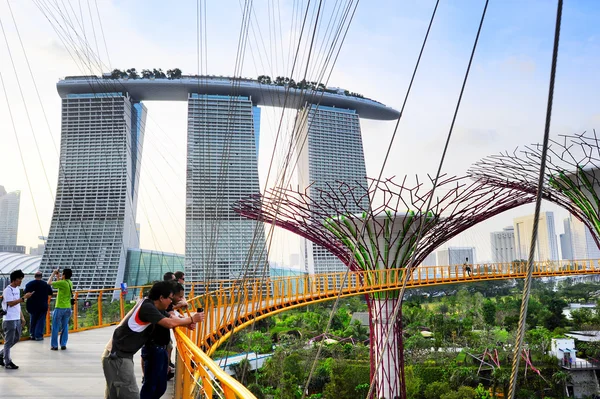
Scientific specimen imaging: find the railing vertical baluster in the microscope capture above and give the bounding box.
[119,291,125,320]
[98,290,103,327]
[73,292,79,331]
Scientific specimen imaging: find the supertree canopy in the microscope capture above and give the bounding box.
[234,174,533,399]
[469,130,600,249]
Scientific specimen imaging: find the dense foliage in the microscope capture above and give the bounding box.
[217,278,600,399]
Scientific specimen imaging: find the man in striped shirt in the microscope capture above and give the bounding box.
[101,281,204,399]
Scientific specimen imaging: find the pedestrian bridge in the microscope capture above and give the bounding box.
[2,260,599,398]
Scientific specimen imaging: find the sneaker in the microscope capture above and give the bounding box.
[166,371,175,381]
[50,347,58,351]
[5,362,18,370]
[61,346,67,350]
[0,356,4,367]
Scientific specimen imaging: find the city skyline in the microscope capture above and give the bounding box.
[0,1,599,266]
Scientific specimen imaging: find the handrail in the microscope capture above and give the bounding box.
[173,328,255,399]
[181,259,600,354]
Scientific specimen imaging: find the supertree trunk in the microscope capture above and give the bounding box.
[368,291,405,399]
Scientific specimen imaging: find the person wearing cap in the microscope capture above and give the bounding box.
[24,271,54,341]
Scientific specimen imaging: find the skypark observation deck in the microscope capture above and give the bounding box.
[56,75,400,120]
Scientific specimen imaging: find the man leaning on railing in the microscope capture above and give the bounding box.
[102,280,205,399]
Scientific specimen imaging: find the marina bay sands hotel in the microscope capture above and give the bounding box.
[40,75,399,291]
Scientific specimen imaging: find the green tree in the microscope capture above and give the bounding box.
[551,370,571,397]
[126,68,138,79]
[482,300,497,326]
[544,297,567,330]
[424,381,451,399]
[247,383,265,399]
[405,365,423,399]
[231,358,251,385]
[474,383,491,399]
[166,68,182,79]
[441,386,477,399]
[491,367,510,397]
[322,360,369,399]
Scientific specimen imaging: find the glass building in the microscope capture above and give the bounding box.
[41,93,146,291]
[124,249,185,299]
[185,94,268,284]
[296,105,369,274]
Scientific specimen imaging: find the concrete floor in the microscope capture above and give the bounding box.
[0,326,174,398]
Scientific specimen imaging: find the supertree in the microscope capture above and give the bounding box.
[234,175,533,399]
[469,130,600,249]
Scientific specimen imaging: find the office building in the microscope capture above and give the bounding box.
[185,94,267,283]
[437,247,476,266]
[41,92,146,291]
[295,105,369,274]
[513,212,559,261]
[420,252,437,267]
[124,248,185,299]
[0,245,25,254]
[490,226,516,263]
[0,186,20,246]
[561,215,600,260]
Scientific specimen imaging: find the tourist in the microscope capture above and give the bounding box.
[24,271,53,341]
[140,282,192,398]
[174,271,185,285]
[102,280,204,399]
[163,271,175,281]
[1,269,34,369]
[47,268,74,350]
[463,257,472,277]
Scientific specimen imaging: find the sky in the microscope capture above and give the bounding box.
[0,0,599,265]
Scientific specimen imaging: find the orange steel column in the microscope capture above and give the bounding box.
[73,292,79,331]
[120,291,125,320]
[46,296,52,336]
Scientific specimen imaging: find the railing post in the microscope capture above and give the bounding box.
[46,295,52,336]
[189,283,195,300]
[120,290,125,320]
[98,290,104,327]
[73,292,79,331]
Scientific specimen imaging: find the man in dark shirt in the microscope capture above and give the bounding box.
[102,281,204,399]
[140,282,189,399]
[24,271,53,341]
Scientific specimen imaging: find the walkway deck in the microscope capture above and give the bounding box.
[0,326,173,398]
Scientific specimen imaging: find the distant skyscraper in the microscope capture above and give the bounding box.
[513,212,559,261]
[41,93,146,291]
[490,226,516,263]
[437,247,475,266]
[295,105,368,274]
[185,94,267,283]
[0,186,20,246]
[29,244,45,256]
[561,215,600,260]
[420,252,437,266]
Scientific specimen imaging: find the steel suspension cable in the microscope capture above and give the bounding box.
[366,1,489,398]
[507,1,563,398]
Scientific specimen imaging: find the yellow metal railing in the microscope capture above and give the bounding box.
[184,259,600,355]
[173,328,256,398]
